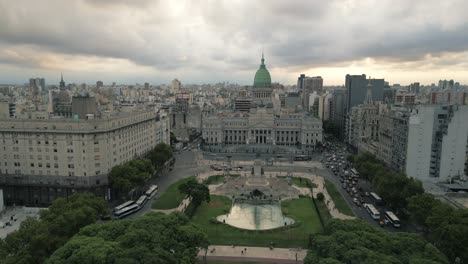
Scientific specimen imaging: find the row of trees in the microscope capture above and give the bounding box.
[0,193,109,264]
[408,193,468,263]
[110,143,173,199]
[350,152,468,263]
[109,159,154,198]
[47,213,208,264]
[306,219,448,264]
[350,152,424,216]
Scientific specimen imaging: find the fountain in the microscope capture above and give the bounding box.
[216,161,296,230]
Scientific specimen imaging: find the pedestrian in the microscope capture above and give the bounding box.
[241,250,244,255]
[244,247,247,253]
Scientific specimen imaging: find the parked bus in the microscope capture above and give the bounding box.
[135,195,148,208]
[370,192,383,205]
[364,203,381,220]
[113,200,135,213]
[350,168,359,177]
[145,185,159,199]
[114,204,139,219]
[385,211,401,228]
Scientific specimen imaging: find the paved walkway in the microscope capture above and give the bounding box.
[198,245,307,264]
[152,197,192,214]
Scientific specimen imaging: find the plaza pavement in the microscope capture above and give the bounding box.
[197,245,307,264]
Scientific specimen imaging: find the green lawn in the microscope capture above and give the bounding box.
[191,195,322,248]
[203,175,225,185]
[315,198,332,225]
[324,179,354,216]
[152,177,195,209]
[291,177,318,189]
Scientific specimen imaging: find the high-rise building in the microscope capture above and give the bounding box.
[329,89,347,139]
[406,105,468,183]
[96,81,104,88]
[302,76,323,111]
[409,82,420,94]
[297,74,306,89]
[144,82,150,90]
[345,74,384,113]
[171,79,182,94]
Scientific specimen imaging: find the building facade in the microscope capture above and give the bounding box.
[202,54,323,153]
[203,108,322,151]
[0,110,170,206]
[406,105,468,182]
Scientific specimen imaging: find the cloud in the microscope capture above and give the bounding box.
[0,0,468,84]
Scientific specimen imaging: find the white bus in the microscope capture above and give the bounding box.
[113,200,135,213]
[135,195,148,208]
[350,168,359,177]
[364,203,381,220]
[145,185,159,199]
[370,192,383,205]
[385,211,401,228]
[114,204,139,219]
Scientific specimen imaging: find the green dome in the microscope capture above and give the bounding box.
[253,54,271,87]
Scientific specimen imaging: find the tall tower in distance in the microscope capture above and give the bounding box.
[59,73,66,88]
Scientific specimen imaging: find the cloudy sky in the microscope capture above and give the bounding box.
[1,0,468,86]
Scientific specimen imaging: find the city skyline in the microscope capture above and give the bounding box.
[1,0,468,85]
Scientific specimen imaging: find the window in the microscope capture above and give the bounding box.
[30,163,34,167]
[54,164,59,168]
[68,164,74,169]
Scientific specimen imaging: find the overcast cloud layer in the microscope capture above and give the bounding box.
[1,0,468,85]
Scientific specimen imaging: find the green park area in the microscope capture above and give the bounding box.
[324,179,354,216]
[191,195,322,248]
[291,177,317,188]
[152,176,195,209]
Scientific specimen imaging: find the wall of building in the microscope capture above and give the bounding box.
[406,106,437,182]
[0,110,168,206]
[439,106,468,181]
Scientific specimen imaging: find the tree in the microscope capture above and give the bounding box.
[109,164,139,197]
[47,213,208,264]
[308,219,448,264]
[170,132,178,145]
[109,159,155,199]
[317,193,325,201]
[0,193,108,264]
[148,143,173,168]
[178,179,210,207]
[407,193,440,230]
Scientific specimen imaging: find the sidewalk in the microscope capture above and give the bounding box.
[198,245,307,264]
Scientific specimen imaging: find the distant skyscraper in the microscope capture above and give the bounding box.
[345,74,384,113]
[29,77,45,91]
[171,79,181,93]
[96,81,104,88]
[297,74,306,89]
[144,82,150,89]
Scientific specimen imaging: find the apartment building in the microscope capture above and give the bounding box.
[0,110,170,206]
